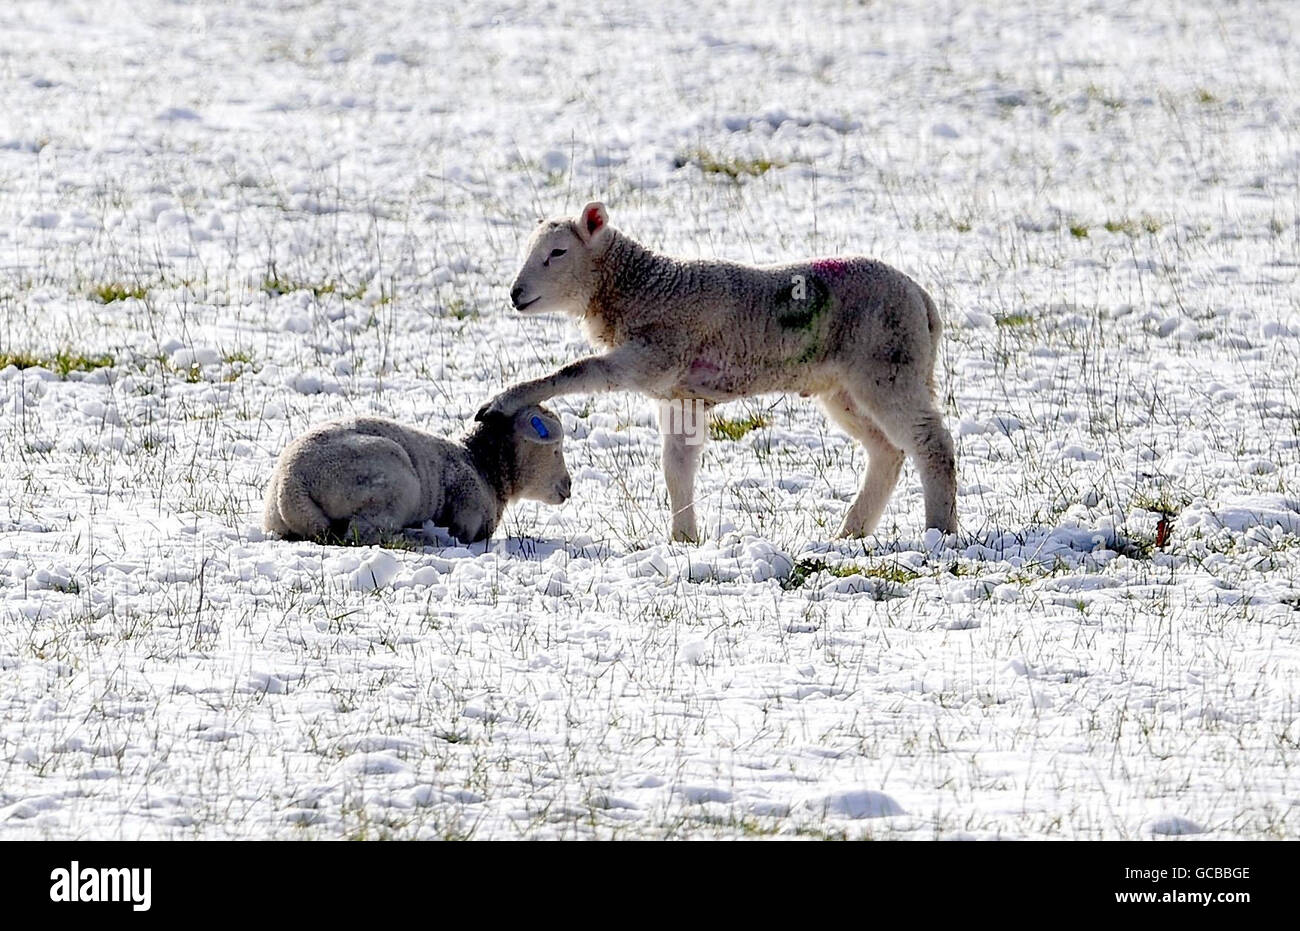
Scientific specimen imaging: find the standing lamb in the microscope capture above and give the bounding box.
[263,406,571,545]
[477,202,956,543]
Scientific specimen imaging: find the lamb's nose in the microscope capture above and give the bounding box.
[510,285,524,306]
[561,477,572,498]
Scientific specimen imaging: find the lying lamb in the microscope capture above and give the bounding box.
[477,202,957,543]
[263,406,571,545]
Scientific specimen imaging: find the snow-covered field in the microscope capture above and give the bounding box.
[2,0,1298,839]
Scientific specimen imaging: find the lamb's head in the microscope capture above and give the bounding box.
[511,405,572,504]
[472,405,573,506]
[509,202,610,316]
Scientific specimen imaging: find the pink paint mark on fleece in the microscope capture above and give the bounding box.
[681,357,726,394]
[809,257,851,278]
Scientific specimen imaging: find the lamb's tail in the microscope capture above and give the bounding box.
[920,288,943,392]
[922,289,942,342]
[265,473,331,540]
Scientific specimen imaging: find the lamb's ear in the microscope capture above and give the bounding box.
[517,408,563,445]
[575,202,608,244]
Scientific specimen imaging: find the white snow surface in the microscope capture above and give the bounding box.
[1,0,1299,839]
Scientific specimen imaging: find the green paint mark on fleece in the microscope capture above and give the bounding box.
[775,274,832,330]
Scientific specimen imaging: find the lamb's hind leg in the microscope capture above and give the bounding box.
[844,380,958,535]
[346,483,419,545]
[321,446,422,546]
[660,400,712,542]
[822,391,906,538]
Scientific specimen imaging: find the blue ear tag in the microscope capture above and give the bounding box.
[530,415,550,439]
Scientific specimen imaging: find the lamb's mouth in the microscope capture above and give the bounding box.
[513,295,540,311]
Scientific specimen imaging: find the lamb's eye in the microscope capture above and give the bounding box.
[549,249,567,259]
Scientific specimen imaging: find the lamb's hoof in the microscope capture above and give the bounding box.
[476,393,523,422]
[670,526,701,544]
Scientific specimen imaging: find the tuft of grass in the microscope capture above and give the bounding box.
[1104,215,1163,236]
[445,297,476,320]
[91,282,147,303]
[709,413,770,442]
[262,275,329,297]
[1196,88,1218,105]
[676,148,785,181]
[46,576,81,595]
[1131,491,1189,518]
[1069,224,1089,239]
[792,825,851,841]
[782,558,838,590]
[1085,85,1124,109]
[0,351,46,371]
[780,558,918,591]
[220,350,259,382]
[864,563,922,585]
[262,274,365,300]
[0,350,115,378]
[995,313,1033,328]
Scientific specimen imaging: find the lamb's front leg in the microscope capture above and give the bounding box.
[476,343,666,420]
